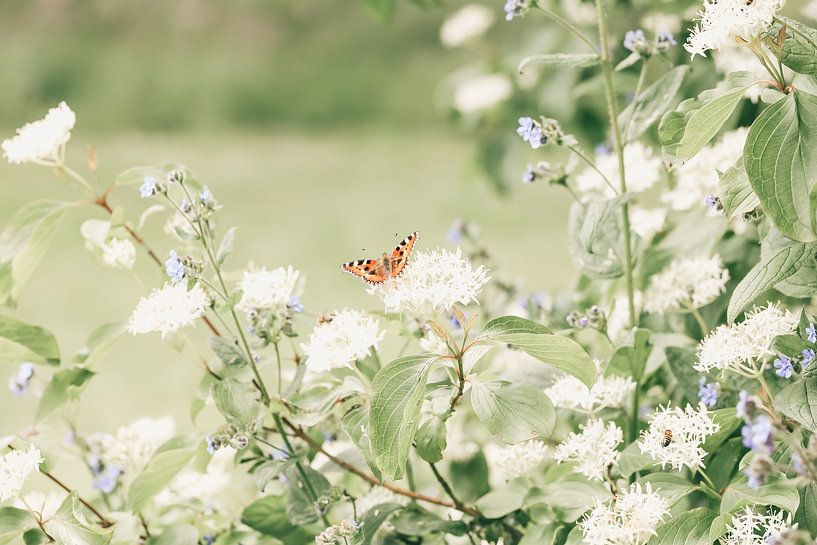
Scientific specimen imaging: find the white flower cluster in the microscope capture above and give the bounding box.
[638,404,719,470]
[574,143,662,201]
[685,0,786,58]
[101,238,137,270]
[440,4,494,48]
[722,507,789,545]
[453,74,513,114]
[301,309,383,373]
[155,446,233,507]
[545,363,635,413]
[91,416,175,473]
[629,207,667,241]
[580,483,669,545]
[485,440,549,482]
[644,255,729,314]
[0,445,42,502]
[315,519,359,545]
[368,248,489,314]
[128,283,210,338]
[554,419,622,481]
[236,265,302,316]
[355,487,409,515]
[2,101,76,165]
[696,303,797,373]
[663,128,748,211]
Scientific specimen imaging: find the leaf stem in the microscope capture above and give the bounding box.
[428,462,466,511]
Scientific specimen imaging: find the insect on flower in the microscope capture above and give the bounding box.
[661,429,673,448]
[317,313,335,325]
[341,231,419,284]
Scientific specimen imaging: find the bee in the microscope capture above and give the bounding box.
[317,313,335,325]
[661,430,673,448]
[744,0,754,4]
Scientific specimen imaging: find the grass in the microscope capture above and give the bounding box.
[0,128,573,434]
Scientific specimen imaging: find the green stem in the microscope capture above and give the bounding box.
[595,0,636,330]
[273,341,284,396]
[567,145,618,195]
[535,4,600,55]
[689,307,709,338]
[696,467,719,493]
[428,462,465,511]
[55,163,97,196]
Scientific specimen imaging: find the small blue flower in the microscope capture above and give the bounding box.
[773,355,794,379]
[203,537,214,545]
[450,314,463,330]
[517,117,543,149]
[206,435,218,456]
[657,32,677,46]
[165,250,185,284]
[270,449,290,461]
[199,188,211,205]
[578,316,589,327]
[522,164,536,184]
[742,415,774,454]
[92,465,122,494]
[504,0,525,21]
[623,29,646,52]
[802,348,815,368]
[594,143,612,156]
[447,223,463,244]
[287,295,304,313]
[8,362,34,395]
[139,176,157,198]
[698,377,718,408]
[87,453,102,475]
[705,193,719,211]
[736,390,757,420]
[807,323,817,344]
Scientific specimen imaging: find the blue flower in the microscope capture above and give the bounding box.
[657,32,677,46]
[203,537,214,545]
[165,250,185,284]
[705,193,720,212]
[206,435,220,456]
[8,362,34,395]
[199,188,211,205]
[522,164,536,184]
[742,415,774,454]
[623,29,646,52]
[519,292,546,311]
[139,176,157,198]
[287,295,304,313]
[594,143,612,156]
[736,390,757,420]
[697,377,718,408]
[92,465,122,494]
[773,355,793,379]
[803,348,815,368]
[270,449,290,461]
[450,314,463,330]
[808,323,817,344]
[517,117,543,149]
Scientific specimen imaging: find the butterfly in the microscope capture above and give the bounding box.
[341,231,419,284]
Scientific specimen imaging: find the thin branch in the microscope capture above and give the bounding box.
[428,462,466,511]
[41,468,112,527]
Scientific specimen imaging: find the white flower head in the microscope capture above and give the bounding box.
[128,283,209,338]
[554,419,622,481]
[545,361,635,413]
[440,4,495,47]
[663,128,748,210]
[685,0,786,58]
[155,446,233,507]
[355,487,410,515]
[804,0,817,20]
[485,440,548,482]
[2,102,76,165]
[91,416,175,474]
[236,265,302,316]
[639,403,719,470]
[368,248,489,314]
[574,143,662,201]
[101,238,136,270]
[453,73,513,114]
[629,207,667,241]
[696,303,797,373]
[301,309,383,373]
[723,507,789,545]
[0,445,42,502]
[580,483,669,545]
[644,255,729,314]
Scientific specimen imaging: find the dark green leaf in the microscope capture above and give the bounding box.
[774,378,817,432]
[240,495,314,545]
[415,417,447,464]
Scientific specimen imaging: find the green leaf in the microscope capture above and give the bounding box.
[659,72,753,164]
[362,0,397,21]
[605,328,651,381]
[775,17,817,77]
[0,315,59,366]
[479,316,551,338]
[727,242,812,323]
[390,505,467,536]
[358,503,403,545]
[22,528,47,545]
[0,201,68,307]
[518,53,600,74]
[285,465,331,525]
[708,437,747,491]
[36,367,95,422]
[774,378,817,432]
[619,66,689,142]
[44,493,112,545]
[216,227,237,265]
[568,196,632,280]
[0,507,33,534]
[721,471,800,514]
[646,508,717,545]
[240,495,314,545]
[525,475,608,522]
[128,443,194,512]
[475,486,526,518]
[797,483,817,536]
[640,473,696,506]
[450,452,490,501]
[212,379,264,428]
[341,403,381,479]
[369,355,436,480]
[209,337,246,367]
[718,157,760,221]
[470,380,555,443]
[746,90,817,242]
[74,321,126,364]
[618,441,654,477]
[703,408,742,453]
[415,417,447,463]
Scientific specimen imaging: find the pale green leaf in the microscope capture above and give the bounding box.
[721,471,800,514]
[718,157,760,221]
[128,443,194,512]
[470,380,555,443]
[518,53,600,74]
[619,66,689,142]
[36,367,95,422]
[415,417,447,463]
[646,508,717,545]
[0,315,59,366]
[774,378,817,432]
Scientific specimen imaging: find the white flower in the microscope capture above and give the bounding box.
[368,248,489,314]
[696,303,797,373]
[91,416,175,474]
[0,446,42,502]
[554,419,622,481]
[545,370,635,413]
[804,0,817,20]
[580,483,669,545]
[355,487,409,515]
[128,283,209,338]
[638,404,719,470]
[641,13,682,35]
[453,74,513,114]
[301,309,383,373]
[440,4,495,47]
[2,102,76,165]
[155,447,233,507]
[629,207,667,241]
[574,143,662,201]
[606,291,643,344]
[15,491,61,520]
[100,238,136,270]
[685,0,786,58]
[663,128,748,210]
[723,507,789,545]
[484,440,548,481]
[644,255,729,314]
[316,519,359,545]
[236,265,302,316]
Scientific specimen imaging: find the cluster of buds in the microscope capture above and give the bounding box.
[315,519,359,545]
[522,161,566,185]
[517,116,577,150]
[566,305,606,332]
[87,453,123,494]
[247,305,300,344]
[165,250,204,285]
[621,29,676,59]
[503,0,532,21]
[744,452,774,489]
[207,422,256,454]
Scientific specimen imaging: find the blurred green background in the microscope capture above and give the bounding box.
[0,0,574,435]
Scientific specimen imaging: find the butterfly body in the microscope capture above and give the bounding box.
[341,231,419,284]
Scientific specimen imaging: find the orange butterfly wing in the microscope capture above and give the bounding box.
[341,258,390,284]
[387,231,419,279]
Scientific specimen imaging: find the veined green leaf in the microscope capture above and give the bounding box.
[721,471,800,514]
[240,495,314,545]
[774,17,817,77]
[646,508,717,545]
[718,157,760,221]
[128,442,194,512]
[774,378,817,432]
[36,367,95,422]
[0,315,59,366]
[518,53,600,74]
[470,380,555,443]
[479,316,551,338]
[415,417,447,463]
[619,66,689,142]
